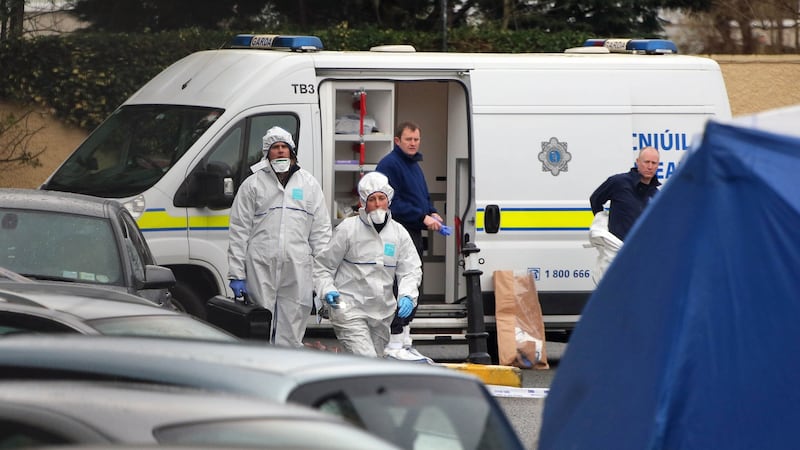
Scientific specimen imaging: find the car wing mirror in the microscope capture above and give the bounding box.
[141,265,176,290]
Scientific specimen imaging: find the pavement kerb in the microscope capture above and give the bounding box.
[440,362,522,387]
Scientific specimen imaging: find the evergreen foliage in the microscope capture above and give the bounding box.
[0,27,591,130]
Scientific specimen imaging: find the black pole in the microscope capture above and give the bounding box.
[462,241,491,364]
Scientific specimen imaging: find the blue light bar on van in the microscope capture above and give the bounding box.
[583,38,678,54]
[230,34,323,52]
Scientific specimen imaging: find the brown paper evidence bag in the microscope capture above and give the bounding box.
[493,270,549,369]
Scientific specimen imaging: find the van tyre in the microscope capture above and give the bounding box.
[170,281,207,319]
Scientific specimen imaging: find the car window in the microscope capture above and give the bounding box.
[88,315,237,341]
[119,211,152,280]
[0,312,79,335]
[0,420,72,447]
[0,209,123,286]
[0,401,113,444]
[288,375,521,450]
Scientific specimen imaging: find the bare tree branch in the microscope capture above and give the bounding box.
[0,110,47,167]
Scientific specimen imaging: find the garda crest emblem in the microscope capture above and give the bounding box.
[538,137,571,176]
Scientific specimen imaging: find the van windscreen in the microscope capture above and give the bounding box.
[46,105,224,198]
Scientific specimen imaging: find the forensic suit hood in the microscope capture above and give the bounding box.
[262,126,296,156]
[358,171,394,205]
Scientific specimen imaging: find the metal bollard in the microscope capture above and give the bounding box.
[462,241,491,364]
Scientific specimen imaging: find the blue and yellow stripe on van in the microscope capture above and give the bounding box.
[476,207,594,232]
[137,209,230,232]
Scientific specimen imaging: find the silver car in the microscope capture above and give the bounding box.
[0,379,400,449]
[0,335,524,450]
[0,188,175,308]
[0,281,235,340]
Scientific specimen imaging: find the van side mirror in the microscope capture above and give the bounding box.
[484,204,500,234]
[174,161,236,209]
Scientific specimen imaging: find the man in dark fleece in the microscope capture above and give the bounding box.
[374,121,442,363]
[590,146,661,241]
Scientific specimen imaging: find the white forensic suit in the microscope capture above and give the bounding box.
[228,164,331,348]
[314,208,422,357]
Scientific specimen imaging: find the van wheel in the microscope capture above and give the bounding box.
[170,281,207,319]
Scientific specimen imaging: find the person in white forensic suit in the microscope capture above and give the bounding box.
[313,172,423,358]
[227,126,331,348]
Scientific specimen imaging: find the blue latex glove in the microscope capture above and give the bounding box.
[229,279,247,298]
[397,295,414,318]
[434,217,452,236]
[325,291,341,306]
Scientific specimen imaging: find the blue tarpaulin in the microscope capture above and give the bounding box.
[539,120,800,450]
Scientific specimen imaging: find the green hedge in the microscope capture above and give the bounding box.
[0,29,230,129]
[0,26,590,131]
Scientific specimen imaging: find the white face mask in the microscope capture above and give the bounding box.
[369,208,388,225]
[270,158,291,173]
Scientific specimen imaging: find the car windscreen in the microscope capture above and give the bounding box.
[0,209,123,287]
[45,105,223,198]
[88,315,237,341]
[288,374,523,450]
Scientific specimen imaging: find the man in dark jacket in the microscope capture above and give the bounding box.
[589,146,661,242]
[375,121,442,363]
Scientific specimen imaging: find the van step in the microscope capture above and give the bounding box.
[415,303,468,319]
[408,317,468,329]
[409,333,467,342]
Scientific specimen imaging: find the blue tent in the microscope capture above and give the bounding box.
[539,120,800,450]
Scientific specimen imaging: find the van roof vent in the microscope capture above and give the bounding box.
[576,38,678,55]
[229,34,323,52]
[369,45,416,52]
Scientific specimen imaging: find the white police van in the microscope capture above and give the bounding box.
[43,35,731,339]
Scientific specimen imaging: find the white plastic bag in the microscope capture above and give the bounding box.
[335,114,377,134]
[588,210,623,286]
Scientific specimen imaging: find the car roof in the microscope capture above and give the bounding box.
[0,380,400,449]
[0,280,156,305]
[0,282,236,341]
[0,281,170,320]
[0,335,483,399]
[0,188,124,219]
